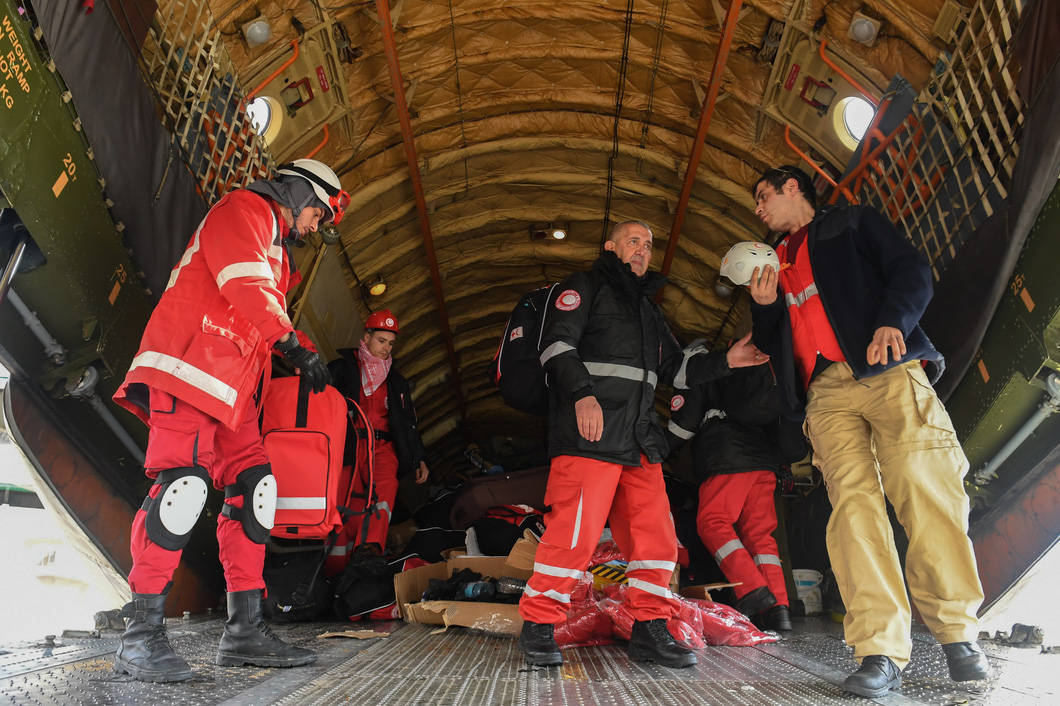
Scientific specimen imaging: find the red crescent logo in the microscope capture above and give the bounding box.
[556,290,581,311]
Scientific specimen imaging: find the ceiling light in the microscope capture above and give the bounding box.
[242,18,272,47]
[551,228,566,240]
[849,13,880,45]
[367,275,386,296]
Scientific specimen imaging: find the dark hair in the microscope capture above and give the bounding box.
[608,220,653,242]
[753,165,817,210]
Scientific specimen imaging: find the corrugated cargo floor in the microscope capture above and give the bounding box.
[0,615,1053,705]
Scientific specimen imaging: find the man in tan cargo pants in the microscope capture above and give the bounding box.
[746,165,990,699]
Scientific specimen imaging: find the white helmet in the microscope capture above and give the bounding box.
[719,241,781,286]
[276,159,349,225]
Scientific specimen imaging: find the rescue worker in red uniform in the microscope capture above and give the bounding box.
[749,166,989,698]
[111,159,349,683]
[327,310,429,567]
[517,220,768,668]
[664,313,807,633]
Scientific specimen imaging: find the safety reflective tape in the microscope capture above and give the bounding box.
[571,489,583,550]
[754,554,783,567]
[276,497,327,510]
[784,282,819,308]
[129,351,238,406]
[667,420,695,440]
[377,501,392,519]
[329,546,347,556]
[534,563,585,580]
[626,560,676,573]
[540,341,575,364]
[216,261,276,289]
[626,577,673,599]
[673,348,704,390]
[167,227,203,291]
[713,538,745,563]
[523,585,571,603]
[583,362,658,388]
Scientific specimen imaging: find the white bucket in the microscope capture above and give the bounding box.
[792,569,823,615]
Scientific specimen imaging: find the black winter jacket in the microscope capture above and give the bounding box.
[542,251,732,465]
[750,205,944,417]
[664,361,808,483]
[328,350,427,477]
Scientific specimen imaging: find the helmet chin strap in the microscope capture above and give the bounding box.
[287,192,321,241]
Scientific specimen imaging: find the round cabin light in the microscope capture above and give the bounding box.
[551,228,566,240]
[244,19,272,47]
[842,96,875,142]
[246,97,272,136]
[849,17,878,44]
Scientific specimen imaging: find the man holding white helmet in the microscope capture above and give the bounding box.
[112,159,346,682]
[747,165,989,698]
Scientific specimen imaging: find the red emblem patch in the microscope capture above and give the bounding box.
[671,395,685,411]
[510,325,524,341]
[556,290,581,311]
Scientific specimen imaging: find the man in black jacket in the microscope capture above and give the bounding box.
[518,220,765,668]
[328,310,429,563]
[748,166,989,698]
[665,324,807,634]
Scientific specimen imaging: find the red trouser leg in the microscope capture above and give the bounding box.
[351,442,400,551]
[214,402,270,593]
[520,455,678,624]
[607,455,679,621]
[324,463,356,577]
[697,473,768,600]
[735,470,788,606]
[126,388,268,594]
[128,389,215,594]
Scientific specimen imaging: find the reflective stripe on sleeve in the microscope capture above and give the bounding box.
[754,554,783,567]
[673,348,703,389]
[129,351,238,406]
[540,341,576,364]
[713,538,745,564]
[216,261,275,289]
[667,420,695,440]
[583,362,658,388]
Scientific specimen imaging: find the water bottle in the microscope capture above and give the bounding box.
[460,580,496,601]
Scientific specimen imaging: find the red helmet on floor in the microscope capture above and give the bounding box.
[365,309,400,334]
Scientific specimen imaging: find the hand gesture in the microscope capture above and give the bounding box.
[727,332,770,368]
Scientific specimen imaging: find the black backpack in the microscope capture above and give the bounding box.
[487,284,560,415]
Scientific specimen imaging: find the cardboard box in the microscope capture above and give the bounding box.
[680,582,739,600]
[394,554,533,637]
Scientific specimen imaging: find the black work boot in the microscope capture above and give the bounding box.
[113,586,193,683]
[518,620,563,666]
[842,655,902,698]
[628,619,698,668]
[734,586,777,617]
[941,641,991,681]
[216,589,317,667]
[755,604,793,632]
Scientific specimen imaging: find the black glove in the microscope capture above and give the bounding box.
[274,336,331,393]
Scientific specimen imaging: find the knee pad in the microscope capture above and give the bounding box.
[221,464,276,544]
[142,466,210,551]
